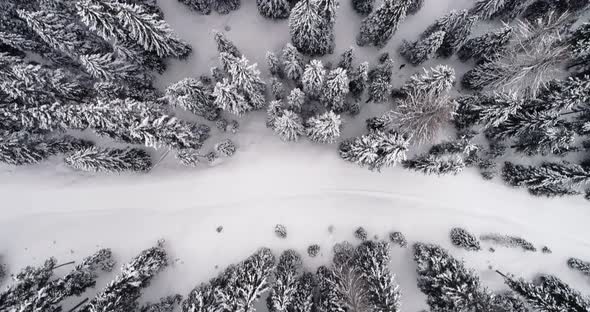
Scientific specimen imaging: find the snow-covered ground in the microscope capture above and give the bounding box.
[1,0,589,310]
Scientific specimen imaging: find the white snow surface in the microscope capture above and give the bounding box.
[1,0,590,311]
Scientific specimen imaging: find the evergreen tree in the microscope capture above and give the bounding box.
[213,79,250,116]
[16,9,84,56]
[349,61,369,99]
[214,31,241,57]
[266,250,302,312]
[317,0,338,54]
[302,59,325,99]
[471,0,529,20]
[455,91,523,129]
[79,52,139,82]
[502,161,590,197]
[339,130,410,171]
[270,77,286,100]
[289,0,325,56]
[287,88,305,112]
[538,76,590,111]
[321,68,349,112]
[407,0,424,15]
[0,258,59,311]
[290,273,314,312]
[306,111,342,144]
[17,249,115,312]
[366,59,393,103]
[338,47,354,72]
[257,0,291,19]
[401,65,455,97]
[166,77,220,121]
[512,125,576,157]
[65,147,152,173]
[80,242,168,312]
[403,154,465,175]
[178,0,212,15]
[420,10,476,58]
[220,52,266,110]
[352,0,375,15]
[267,100,283,127]
[400,31,445,65]
[140,295,183,312]
[282,43,305,82]
[357,0,412,47]
[567,257,590,277]
[0,132,92,166]
[354,241,401,312]
[450,228,482,251]
[498,272,590,312]
[273,110,305,142]
[213,0,241,14]
[457,25,513,62]
[266,51,284,78]
[215,139,236,157]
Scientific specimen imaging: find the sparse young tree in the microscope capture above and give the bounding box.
[302,59,326,99]
[282,43,305,81]
[273,110,305,142]
[357,0,412,47]
[215,139,237,157]
[289,0,325,55]
[271,77,286,100]
[65,147,152,173]
[306,111,342,144]
[321,68,349,112]
[339,130,410,171]
[166,77,220,121]
[257,0,291,19]
[400,31,445,65]
[567,257,590,277]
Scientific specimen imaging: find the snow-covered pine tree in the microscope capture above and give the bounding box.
[366,58,394,103]
[306,111,342,144]
[400,31,445,65]
[65,147,152,173]
[354,241,401,312]
[357,0,412,47]
[215,139,236,157]
[79,52,139,82]
[348,61,369,99]
[316,261,365,312]
[321,68,349,112]
[271,77,286,100]
[266,250,302,312]
[267,100,283,127]
[220,52,266,110]
[569,22,590,69]
[129,115,210,151]
[79,242,168,312]
[178,0,212,14]
[289,0,325,56]
[419,10,476,58]
[140,294,183,312]
[282,43,305,82]
[538,76,590,112]
[257,0,291,19]
[456,91,522,130]
[166,77,220,121]
[266,51,284,78]
[17,249,115,312]
[470,0,529,20]
[498,272,590,312]
[457,25,513,63]
[407,0,424,14]
[214,31,241,57]
[317,0,338,54]
[339,130,410,171]
[287,88,305,112]
[213,79,250,116]
[403,154,465,175]
[0,258,58,311]
[502,161,589,197]
[290,272,314,312]
[302,59,325,99]
[212,0,241,14]
[512,124,576,157]
[0,132,89,166]
[273,110,305,142]
[401,65,455,97]
[568,257,590,277]
[352,0,375,15]
[338,47,354,72]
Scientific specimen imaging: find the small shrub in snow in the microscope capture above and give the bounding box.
[216,118,229,132]
[205,151,218,163]
[216,226,223,233]
[541,246,552,254]
[354,227,368,241]
[307,244,320,257]
[65,147,152,173]
[567,257,590,277]
[389,232,408,248]
[450,227,481,251]
[215,139,236,157]
[266,52,284,78]
[275,224,287,238]
[480,233,537,252]
[228,120,240,134]
[407,0,424,14]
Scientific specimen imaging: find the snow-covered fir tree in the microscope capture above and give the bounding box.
[366,58,394,103]
[257,0,291,19]
[212,0,241,14]
[178,0,212,15]
[79,52,139,82]
[273,110,305,142]
[352,0,375,15]
[79,242,168,312]
[498,273,590,312]
[568,257,590,277]
[401,65,455,98]
[16,249,115,312]
[289,0,326,55]
[65,147,152,173]
[419,9,476,58]
[339,130,410,171]
[215,139,237,157]
[302,59,326,99]
[317,0,338,54]
[271,77,286,100]
[166,77,220,121]
[282,43,305,82]
[0,258,58,311]
[407,0,424,14]
[266,250,302,312]
[457,25,513,63]
[400,31,445,65]
[214,31,241,57]
[306,111,342,144]
[267,100,284,127]
[403,154,465,175]
[290,272,314,312]
[140,295,182,312]
[213,79,250,116]
[321,68,349,112]
[357,0,412,47]
[338,47,354,72]
[287,88,305,112]
[0,132,92,166]
[449,228,481,251]
[266,51,284,78]
[354,241,401,312]
[219,52,266,110]
[502,161,589,197]
[349,61,369,99]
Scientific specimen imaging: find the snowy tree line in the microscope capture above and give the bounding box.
[1,236,589,312]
